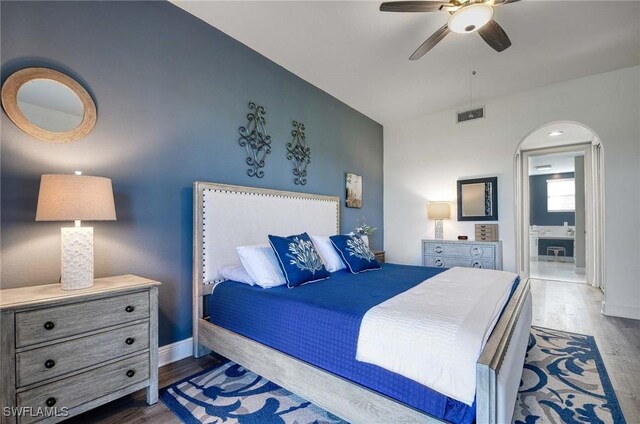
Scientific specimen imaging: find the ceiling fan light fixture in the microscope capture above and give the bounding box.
[447,3,494,34]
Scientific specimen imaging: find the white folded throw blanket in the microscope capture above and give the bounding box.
[356,266,518,406]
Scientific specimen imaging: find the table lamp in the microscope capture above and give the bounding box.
[36,173,116,290]
[428,201,451,240]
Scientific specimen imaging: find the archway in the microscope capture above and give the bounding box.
[514,121,605,289]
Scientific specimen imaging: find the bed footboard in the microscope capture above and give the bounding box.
[476,279,532,423]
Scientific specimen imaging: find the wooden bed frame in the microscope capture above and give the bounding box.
[192,181,532,424]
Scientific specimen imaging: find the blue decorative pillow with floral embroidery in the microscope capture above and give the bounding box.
[268,232,330,288]
[329,234,381,274]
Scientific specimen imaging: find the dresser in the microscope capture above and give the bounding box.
[0,275,160,424]
[422,239,503,270]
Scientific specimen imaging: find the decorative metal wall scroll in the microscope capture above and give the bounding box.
[238,102,271,178]
[286,120,311,185]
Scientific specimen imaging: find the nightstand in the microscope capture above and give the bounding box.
[373,250,385,263]
[0,275,160,424]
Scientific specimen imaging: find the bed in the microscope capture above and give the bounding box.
[192,182,532,424]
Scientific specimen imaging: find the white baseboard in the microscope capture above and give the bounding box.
[158,337,193,367]
[601,302,640,320]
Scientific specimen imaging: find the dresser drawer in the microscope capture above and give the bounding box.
[16,353,149,424]
[424,256,496,270]
[423,242,495,259]
[17,322,149,388]
[476,235,498,242]
[16,291,149,348]
[475,233,498,242]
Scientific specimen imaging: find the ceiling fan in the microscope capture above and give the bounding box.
[380,0,519,60]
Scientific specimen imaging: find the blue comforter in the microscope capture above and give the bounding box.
[210,264,481,423]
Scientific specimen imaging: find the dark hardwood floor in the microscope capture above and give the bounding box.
[68,278,640,424]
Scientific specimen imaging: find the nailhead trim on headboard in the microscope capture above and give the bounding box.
[199,186,340,285]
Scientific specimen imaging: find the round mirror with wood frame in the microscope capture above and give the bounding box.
[1,67,96,143]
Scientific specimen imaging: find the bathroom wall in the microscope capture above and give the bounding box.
[538,238,574,258]
[529,172,575,226]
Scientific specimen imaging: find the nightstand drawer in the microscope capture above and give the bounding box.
[423,242,495,259]
[424,256,496,269]
[16,322,149,388]
[16,291,149,348]
[16,353,149,424]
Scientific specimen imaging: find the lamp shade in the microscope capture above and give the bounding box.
[36,174,116,221]
[428,202,451,220]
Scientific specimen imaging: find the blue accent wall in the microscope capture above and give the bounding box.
[529,172,575,226]
[0,1,383,346]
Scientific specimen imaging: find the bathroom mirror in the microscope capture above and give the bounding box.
[457,177,498,221]
[1,68,96,143]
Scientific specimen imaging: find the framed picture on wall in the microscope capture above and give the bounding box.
[346,173,362,208]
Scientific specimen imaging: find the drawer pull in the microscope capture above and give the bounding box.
[434,246,443,254]
[125,305,135,313]
[434,259,444,267]
[471,247,481,257]
[472,261,482,268]
[44,359,56,369]
[43,321,55,330]
[45,397,56,407]
[126,369,136,378]
[125,337,135,345]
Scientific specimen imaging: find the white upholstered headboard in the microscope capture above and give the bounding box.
[193,182,340,292]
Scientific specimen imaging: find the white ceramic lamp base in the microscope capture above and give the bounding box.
[434,219,444,240]
[61,226,94,290]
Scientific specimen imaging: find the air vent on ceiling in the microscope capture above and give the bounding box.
[457,107,485,123]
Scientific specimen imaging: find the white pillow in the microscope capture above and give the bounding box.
[218,264,255,286]
[236,244,287,288]
[310,235,346,272]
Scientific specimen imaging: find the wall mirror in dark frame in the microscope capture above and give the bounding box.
[457,177,498,221]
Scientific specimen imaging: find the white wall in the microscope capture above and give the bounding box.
[384,66,640,319]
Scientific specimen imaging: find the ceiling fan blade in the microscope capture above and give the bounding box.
[409,24,450,60]
[478,19,512,52]
[380,1,449,13]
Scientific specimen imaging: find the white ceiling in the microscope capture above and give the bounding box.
[524,122,592,175]
[173,1,640,125]
[528,151,582,176]
[521,122,595,150]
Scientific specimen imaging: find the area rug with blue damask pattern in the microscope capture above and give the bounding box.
[160,326,625,424]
